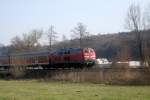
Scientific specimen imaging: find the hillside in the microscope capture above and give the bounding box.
[56,31,150,61]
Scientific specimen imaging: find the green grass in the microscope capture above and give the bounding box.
[0,80,150,100]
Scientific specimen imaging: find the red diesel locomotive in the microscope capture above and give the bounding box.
[0,48,96,69]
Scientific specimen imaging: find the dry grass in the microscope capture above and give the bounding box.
[39,68,150,85]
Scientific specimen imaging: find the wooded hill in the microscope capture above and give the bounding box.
[56,30,150,61]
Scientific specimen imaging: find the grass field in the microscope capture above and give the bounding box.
[0,80,150,100]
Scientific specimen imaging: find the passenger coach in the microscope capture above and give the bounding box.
[0,48,96,69]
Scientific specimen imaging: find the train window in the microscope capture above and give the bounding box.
[38,56,48,62]
[84,49,89,53]
[32,56,36,63]
[64,50,70,54]
[89,48,94,52]
[29,56,35,64]
[52,50,63,55]
[68,51,70,54]
[27,56,30,63]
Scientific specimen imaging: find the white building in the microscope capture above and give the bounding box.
[95,58,110,64]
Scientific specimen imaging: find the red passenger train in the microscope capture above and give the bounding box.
[0,48,96,69]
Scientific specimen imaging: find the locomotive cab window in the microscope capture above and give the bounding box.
[64,50,70,54]
[89,48,94,53]
[84,49,89,53]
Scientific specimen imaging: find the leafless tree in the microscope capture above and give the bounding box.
[125,4,142,31]
[47,25,58,51]
[125,4,145,65]
[61,34,69,48]
[71,22,89,48]
[0,44,5,55]
[11,29,43,52]
[143,3,150,30]
[0,43,4,47]
[143,39,150,67]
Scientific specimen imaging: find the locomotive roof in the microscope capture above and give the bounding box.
[52,48,82,52]
[58,47,93,50]
[0,48,94,57]
[10,51,50,56]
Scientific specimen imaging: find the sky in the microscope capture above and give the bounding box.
[0,0,150,45]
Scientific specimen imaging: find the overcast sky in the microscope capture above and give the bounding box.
[0,0,149,45]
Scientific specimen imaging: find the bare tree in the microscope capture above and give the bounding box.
[0,43,4,47]
[125,4,142,31]
[29,29,43,47]
[143,40,150,67]
[61,34,69,48]
[71,22,89,48]
[0,44,5,55]
[47,25,58,51]
[11,29,43,52]
[143,3,150,30]
[125,4,144,65]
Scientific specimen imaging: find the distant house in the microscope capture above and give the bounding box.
[116,61,141,68]
[128,61,141,68]
[95,58,112,68]
[95,59,142,68]
[96,58,110,64]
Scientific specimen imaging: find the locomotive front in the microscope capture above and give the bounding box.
[82,48,96,67]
